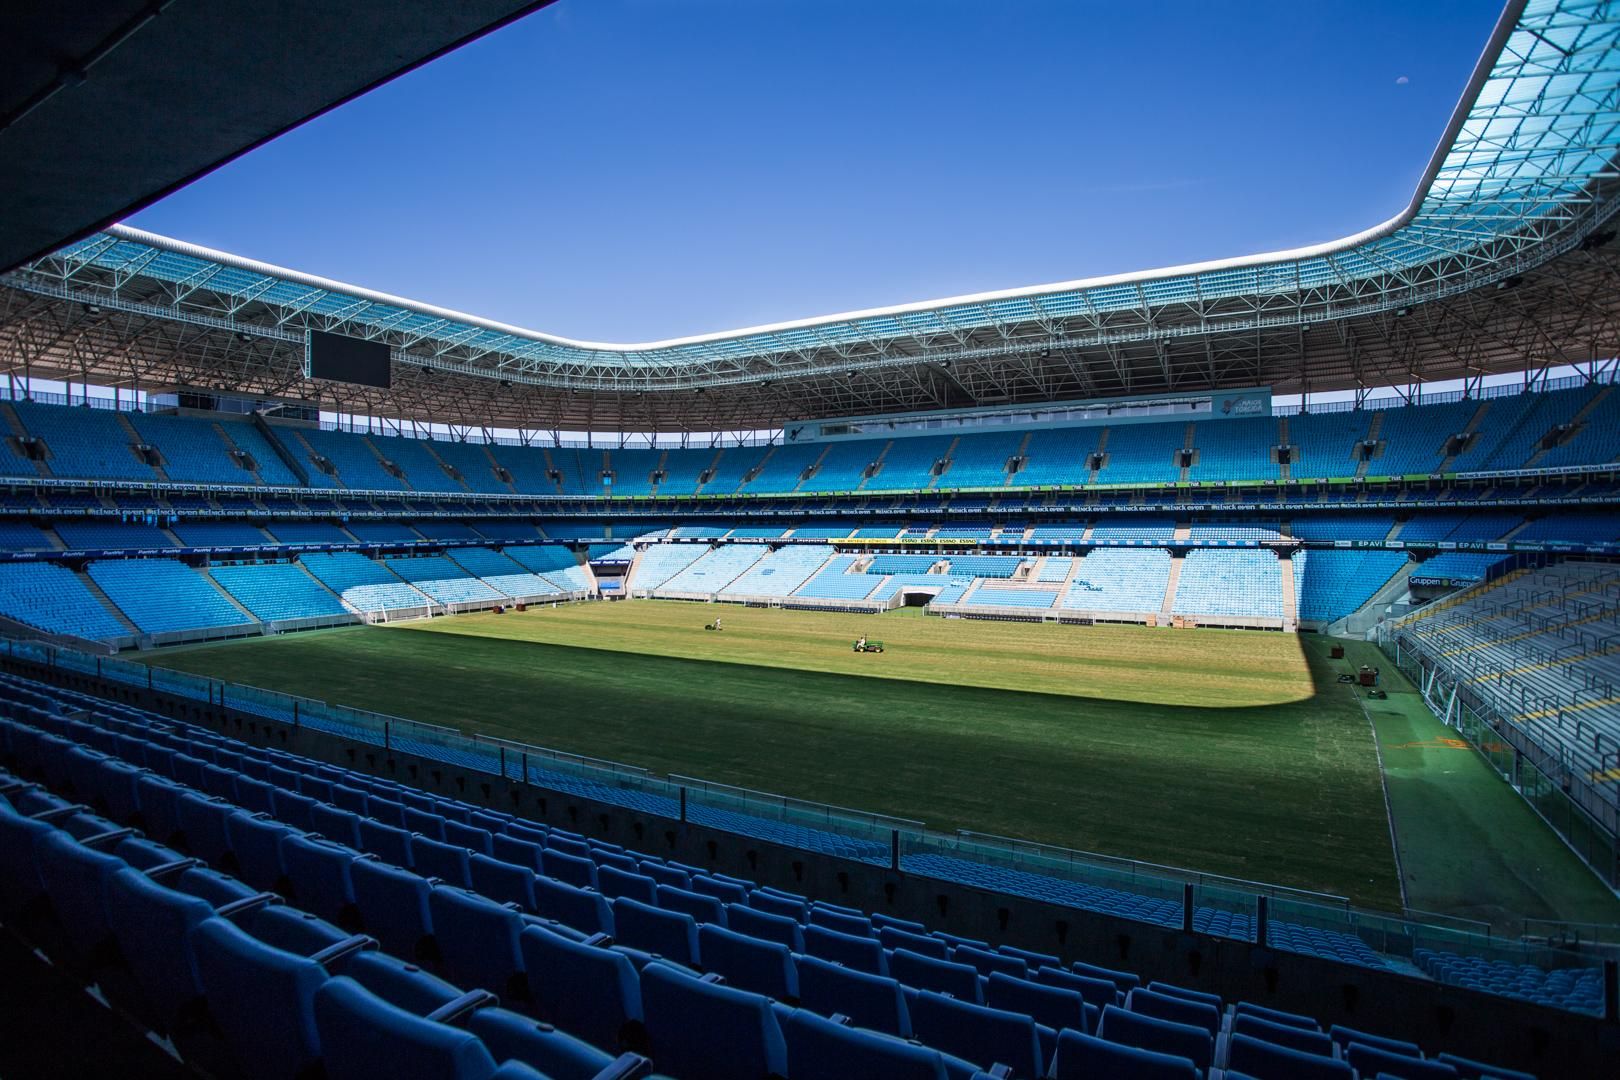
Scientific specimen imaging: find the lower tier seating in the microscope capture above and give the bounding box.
[0,672,1564,1079]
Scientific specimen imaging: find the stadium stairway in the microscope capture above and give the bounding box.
[998,432,1030,488]
[208,421,262,485]
[113,412,169,483]
[1280,554,1299,632]
[1524,386,1613,470]
[929,435,959,490]
[1435,401,1492,473]
[74,570,139,637]
[201,568,274,625]
[1158,554,1184,621]
[1355,412,1384,480]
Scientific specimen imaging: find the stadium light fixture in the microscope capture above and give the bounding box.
[1395,306,1412,317]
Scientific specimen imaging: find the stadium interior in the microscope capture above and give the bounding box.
[2,1,1620,1078]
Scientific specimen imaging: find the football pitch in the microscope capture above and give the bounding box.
[150,601,1404,907]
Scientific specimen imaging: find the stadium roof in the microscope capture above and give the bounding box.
[0,0,553,276]
[2,0,1619,433]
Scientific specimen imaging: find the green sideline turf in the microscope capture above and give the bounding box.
[1335,640,1620,932]
[150,602,1402,907]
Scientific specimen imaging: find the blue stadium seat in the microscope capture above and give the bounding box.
[1231,1013,1335,1056]
[189,915,339,1080]
[533,875,614,936]
[952,943,1028,979]
[279,834,358,923]
[105,866,219,1030]
[698,923,797,1000]
[358,818,415,867]
[1225,1033,1353,1080]
[803,923,886,975]
[655,882,725,926]
[1097,1005,1213,1072]
[984,971,1094,1036]
[1434,1052,1537,1080]
[469,853,537,911]
[807,903,872,937]
[1048,1028,1198,1080]
[412,835,474,888]
[794,954,911,1037]
[781,1007,953,1080]
[35,828,131,959]
[492,833,547,873]
[889,946,981,1002]
[428,887,528,998]
[225,812,295,891]
[1127,987,1221,1037]
[597,865,659,905]
[463,1005,641,1080]
[613,896,701,967]
[726,903,805,952]
[314,975,497,1080]
[908,989,1048,1078]
[350,859,434,959]
[1233,1001,1321,1031]
[1344,1042,1459,1079]
[519,923,645,1051]
[879,925,950,958]
[639,960,787,1080]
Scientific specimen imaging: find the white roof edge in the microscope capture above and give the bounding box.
[103,1,1522,357]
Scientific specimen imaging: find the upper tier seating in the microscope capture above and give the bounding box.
[0,562,129,641]
[425,440,512,494]
[743,444,821,493]
[1287,409,1371,480]
[867,435,954,492]
[14,402,156,481]
[127,412,255,485]
[1010,428,1096,487]
[209,561,351,622]
[2,390,1619,497]
[86,559,255,635]
[1190,417,1280,482]
[296,428,400,490]
[224,420,304,486]
[606,448,660,496]
[1098,424,1182,485]
[798,442,879,493]
[367,435,466,494]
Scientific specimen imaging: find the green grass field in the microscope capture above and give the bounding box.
[144,601,1620,925]
[152,601,1403,907]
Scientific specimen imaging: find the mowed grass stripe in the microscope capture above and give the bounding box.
[148,603,1400,907]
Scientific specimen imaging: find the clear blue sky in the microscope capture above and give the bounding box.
[127,0,1503,343]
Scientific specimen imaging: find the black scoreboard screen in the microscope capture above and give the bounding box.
[305,330,392,389]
